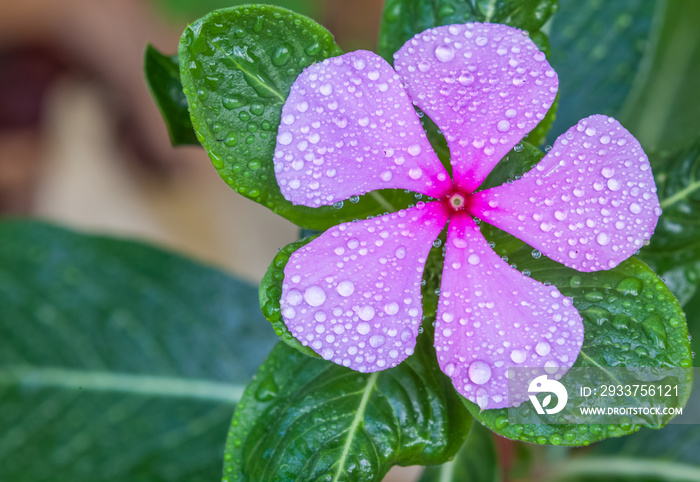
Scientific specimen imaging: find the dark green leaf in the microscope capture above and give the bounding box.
[144,44,199,146]
[259,236,319,358]
[478,141,544,191]
[378,0,558,63]
[0,221,277,481]
[418,422,500,482]
[223,337,471,481]
[547,0,658,142]
[464,241,692,445]
[640,139,700,306]
[179,5,416,230]
[550,425,700,481]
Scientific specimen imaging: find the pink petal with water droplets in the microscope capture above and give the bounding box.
[435,214,583,410]
[471,115,661,272]
[274,51,452,207]
[393,23,558,192]
[281,202,449,371]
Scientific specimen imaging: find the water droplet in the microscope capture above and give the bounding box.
[535,341,551,356]
[384,302,399,315]
[337,280,355,297]
[369,334,386,347]
[497,120,511,132]
[358,305,375,321]
[357,322,371,335]
[468,253,480,265]
[510,349,526,363]
[434,44,455,62]
[408,167,422,180]
[458,73,474,85]
[304,286,326,307]
[285,289,303,306]
[468,360,491,384]
[531,249,542,259]
[272,46,291,66]
[596,232,611,246]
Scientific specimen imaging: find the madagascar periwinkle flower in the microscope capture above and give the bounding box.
[273,23,661,409]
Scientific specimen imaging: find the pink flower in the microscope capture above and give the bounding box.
[273,23,661,409]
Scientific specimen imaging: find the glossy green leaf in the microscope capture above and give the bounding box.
[179,5,416,230]
[640,139,700,306]
[464,237,692,445]
[144,44,199,146]
[259,236,319,358]
[550,425,700,481]
[418,422,500,482]
[378,0,558,62]
[478,141,544,191]
[0,221,277,481]
[547,0,658,142]
[223,338,471,482]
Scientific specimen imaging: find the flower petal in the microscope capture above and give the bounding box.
[393,23,558,192]
[471,115,661,272]
[275,51,452,207]
[435,213,583,409]
[281,202,449,371]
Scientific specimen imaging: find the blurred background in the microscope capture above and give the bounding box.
[1,0,699,481]
[0,0,381,285]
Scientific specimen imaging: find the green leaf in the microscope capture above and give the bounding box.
[223,337,471,481]
[464,243,692,445]
[378,0,559,63]
[418,422,500,482]
[179,5,416,230]
[144,44,199,146]
[478,141,544,191]
[640,139,700,306]
[259,236,319,358]
[547,0,658,142]
[550,425,700,481]
[0,221,277,481]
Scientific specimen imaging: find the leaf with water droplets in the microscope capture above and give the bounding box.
[223,339,470,481]
[179,5,416,230]
[378,0,558,63]
[463,225,692,445]
[144,44,198,145]
[259,236,319,358]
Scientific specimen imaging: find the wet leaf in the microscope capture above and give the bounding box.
[378,0,558,63]
[144,44,198,145]
[179,5,416,230]
[222,338,470,481]
[464,233,692,445]
[0,221,278,480]
[258,236,319,358]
